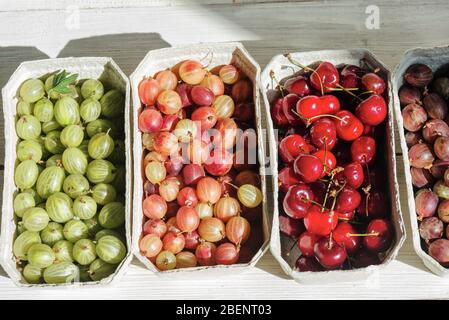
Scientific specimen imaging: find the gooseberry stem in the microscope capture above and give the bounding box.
[224,181,239,190]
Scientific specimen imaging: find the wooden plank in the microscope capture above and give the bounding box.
[0,0,303,12]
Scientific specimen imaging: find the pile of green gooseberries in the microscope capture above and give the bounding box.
[12,71,128,284]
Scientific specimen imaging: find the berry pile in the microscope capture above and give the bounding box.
[270,55,395,271]
[137,59,264,270]
[12,71,127,284]
[400,63,449,266]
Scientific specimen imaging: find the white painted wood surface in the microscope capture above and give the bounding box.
[1,0,449,299]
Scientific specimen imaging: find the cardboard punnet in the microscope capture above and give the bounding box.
[130,42,271,276]
[0,57,132,287]
[260,49,406,283]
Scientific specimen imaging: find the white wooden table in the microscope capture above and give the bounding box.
[1,0,449,300]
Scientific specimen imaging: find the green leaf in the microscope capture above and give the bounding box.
[50,70,78,96]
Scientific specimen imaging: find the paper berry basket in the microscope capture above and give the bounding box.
[0,57,133,287]
[260,49,406,283]
[130,42,271,276]
[393,45,449,277]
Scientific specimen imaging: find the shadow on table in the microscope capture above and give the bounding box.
[0,46,49,278]
[58,33,170,75]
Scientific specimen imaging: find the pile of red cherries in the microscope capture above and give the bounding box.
[137,59,264,271]
[270,54,395,271]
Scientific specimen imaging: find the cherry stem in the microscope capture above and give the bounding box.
[301,197,327,209]
[291,109,308,123]
[348,232,380,237]
[269,70,286,97]
[358,90,374,98]
[322,171,335,212]
[330,87,359,92]
[322,138,329,169]
[285,65,297,75]
[327,235,334,249]
[335,83,362,101]
[330,181,346,211]
[284,53,324,95]
[307,113,344,123]
[362,158,372,217]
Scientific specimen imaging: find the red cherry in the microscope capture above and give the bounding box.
[310,118,337,150]
[295,95,322,120]
[282,94,302,125]
[284,76,311,97]
[278,166,303,193]
[334,110,364,141]
[303,205,338,236]
[335,162,364,189]
[319,95,340,114]
[335,186,361,212]
[279,134,310,163]
[279,214,305,238]
[332,221,362,254]
[357,190,388,219]
[295,255,324,272]
[363,219,393,252]
[293,154,324,183]
[361,73,386,95]
[310,62,340,93]
[313,150,336,175]
[297,231,322,257]
[283,184,315,219]
[314,237,347,269]
[338,211,355,221]
[341,64,363,77]
[270,98,289,127]
[351,136,376,164]
[340,72,359,89]
[296,95,340,123]
[355,95,387,126]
